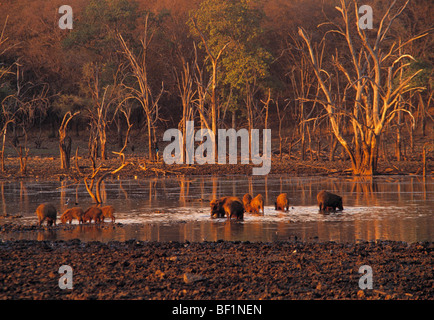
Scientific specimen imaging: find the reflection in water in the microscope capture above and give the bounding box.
[0,175,433,243]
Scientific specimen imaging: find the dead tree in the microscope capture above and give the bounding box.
[117,14,164,161]
[193,43,213,134]
[191,17,230,138]
[286,33,320,161]
[81,151,129,204]
[174,53,196,163]
[82,63,120,161]
[112,98,134,163]
[59,111,80,170]
[298,0,426,175]
[0,100,15,172]
[275,99,290,160]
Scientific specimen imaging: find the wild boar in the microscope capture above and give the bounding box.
[100,205,115,223]
[83,206,103,224]
[275,193,289,211]
[36,203,57,226]
[60,207,84,224]
[210,196,244,220]
[242,194,252,208]
[317,190,344,212]
[243,193,264,214]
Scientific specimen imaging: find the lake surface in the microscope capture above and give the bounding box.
[1,175,432,243]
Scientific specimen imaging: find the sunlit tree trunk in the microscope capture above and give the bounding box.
[298,0,424,175]
[117,14,163,162]
[59,111,79,170]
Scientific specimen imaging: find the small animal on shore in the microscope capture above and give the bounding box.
[83,206,103,224]
[210,196,244,220]
[35,203,57,226]
[99,205,116,223]
[317,190,343,212]
[275,193,289,211]
[60,207,84,224]
[243,193,264,214]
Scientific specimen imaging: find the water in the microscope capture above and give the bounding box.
[0,175,432,243]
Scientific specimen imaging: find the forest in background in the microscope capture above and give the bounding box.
[0,0,433,177]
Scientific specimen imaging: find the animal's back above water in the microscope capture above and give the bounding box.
[100,205,115,222]
[60,207,84,224]
[35,203,57,226]
[275,193,289,211]
[211,196,244,220]
[83,207,103,223]
[243,194,264,214]
[317,190,343,211]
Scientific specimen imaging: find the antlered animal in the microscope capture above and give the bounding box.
[243,193,264,214]
[100,205,115,223]
[60,207,84,224]
[210,196,244,220]
[35,203,57,226]
[83,206,103,223]
[275,193,289,211]
[317,190,344,212]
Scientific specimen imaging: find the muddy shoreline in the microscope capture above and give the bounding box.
[0,155,432,182]
[0,239,432,300]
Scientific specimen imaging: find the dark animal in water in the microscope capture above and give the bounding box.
[36,203,57,226]
[210,196,244,220]
[317,190,343,211]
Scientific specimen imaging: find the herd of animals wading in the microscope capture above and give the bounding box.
[35,204,116,226]
[210,190,343,220]
[35,190,343,226]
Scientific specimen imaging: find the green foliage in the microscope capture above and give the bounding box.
[405,59,433,89]
[52,94,88,118]
[0,79,14,104]
[392,58,433,93]
[61,0,141,115]
[62,0,140,55]
[189,0,273,110]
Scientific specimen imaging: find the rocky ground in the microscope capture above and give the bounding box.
[0,239,432,300]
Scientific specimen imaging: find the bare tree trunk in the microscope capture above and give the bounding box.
[117,113,123,149]
[191,18,230,162]
[147,114,153,161]
[232,111,236,130]
[59,111,79,170]
[276,100,287,161]
[117,18,163,163]
[300,103,306,161]
[99,124,107,160]
[18,146,28,175]
[329,132,338,162]
[395,108,402,162]
[298,0,421,175]
[422,144,428,177]
[0,120,13,173]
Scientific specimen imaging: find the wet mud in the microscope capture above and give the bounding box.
[0,239,432,300]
